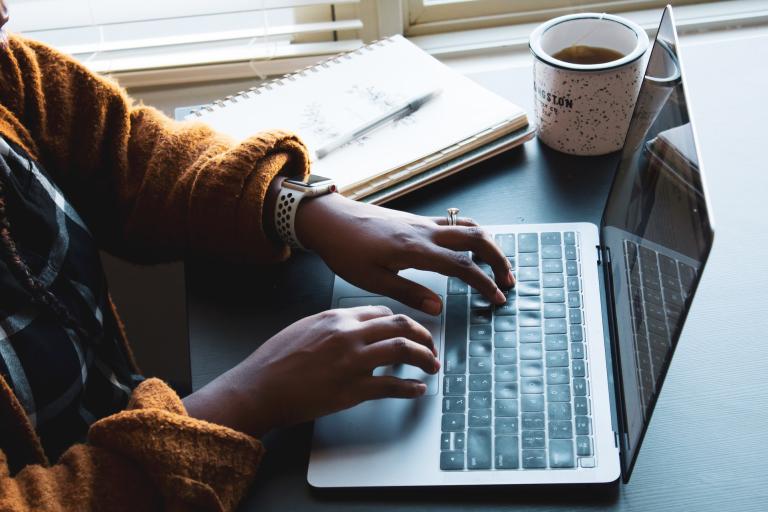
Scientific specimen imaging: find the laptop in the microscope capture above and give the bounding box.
[308,5,713,487]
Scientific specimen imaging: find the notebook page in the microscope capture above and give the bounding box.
[189,36,525,191]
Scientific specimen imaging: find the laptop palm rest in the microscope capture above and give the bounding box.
[336,295,443,396]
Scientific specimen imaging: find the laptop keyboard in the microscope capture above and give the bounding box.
[440,232,595,471]
[623,240,695,414]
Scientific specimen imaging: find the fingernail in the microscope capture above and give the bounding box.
[507,270,516,287]
[494,289,506,304]
[433,358,441,373]
[416,383,427,396]
[421,297,442,315]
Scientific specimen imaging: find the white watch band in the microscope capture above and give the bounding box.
[275,186,306,250]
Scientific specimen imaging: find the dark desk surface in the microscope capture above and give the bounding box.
[187,32,768,511]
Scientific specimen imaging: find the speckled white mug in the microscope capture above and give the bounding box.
[530,13,649,156]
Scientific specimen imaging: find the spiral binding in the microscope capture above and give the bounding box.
[188,37,397,118]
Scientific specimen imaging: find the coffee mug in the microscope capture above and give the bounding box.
[529,13,649,156]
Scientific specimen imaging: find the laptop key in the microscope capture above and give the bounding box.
[469,357,491,374]
[442,396,466,412]
[549,420,573,439]
[549,440,575,468]
[519,311,542,327]
[440,451,465,470]
[468,409,492,427]
[494,316,518,332]
[548,385,571,402]
[520,343,542,359]
[545,334,568,351]
[496,417,519,435]
[522,430,545,449]
[541,245,562,259]
[522,412,545,430]
[574,397,589,415]
[441,413,465,432]
[576,436,593,456]
[522,450,547,469]
[495,365,518,382]
[575,416,591,435]
[548,402,572,421]
[544,303,566,318]
[494,300,517,316]
[444,295,468,374]
[495,234,516,257]
[521,377,544,394]
[518,282,541,296]
[541,232,562,245]
[566,260,579,276]
[564,245,578,260]
[469,375,492,391]
[467,428,492,469]
[441,433,451,450]
[544,319,567,334]
[469,340,492,357]
[494,331,517,347]
[572,343,585,359]
[570,326,584,342]
[518,233,539,253]
[543,288,565,303]
[543,273,565,288]
[443,375,466,396]
[519,327,542,343]
[519,296,541,311]
[521,394,544,412]
[546,351,569,367]
[495,382,519,399]
[547,367,570,385]
[519,253,539,267]
[495,399,519,417]
[469,325,492,341]
[573,378,588,396]
[542,259,564,273]
[521,360,543,377]
[572,359,586,377]
[454,433,466,450]
[495,436,520,469]
[569,309,583,325]
[564,232,576,245]
[448,277,468,295]
[495,348,518,365]
[567,276,580,291]
[470,294,491,309]
[469,392,492,409]
[568,292,581,308]
[470,309,492,325]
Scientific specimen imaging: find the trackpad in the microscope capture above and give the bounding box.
[336,296,442,395]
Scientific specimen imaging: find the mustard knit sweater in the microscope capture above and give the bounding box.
[0,34,310,511]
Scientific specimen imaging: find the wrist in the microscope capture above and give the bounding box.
[263,176,287,244]
[294,191,346,252]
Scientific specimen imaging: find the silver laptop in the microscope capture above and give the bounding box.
[308,5,714,487]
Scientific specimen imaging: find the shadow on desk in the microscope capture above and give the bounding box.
[243,423,620,512]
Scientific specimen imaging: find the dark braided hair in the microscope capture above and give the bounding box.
[0,174,96,343]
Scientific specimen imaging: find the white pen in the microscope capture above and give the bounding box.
[314,89,441,160]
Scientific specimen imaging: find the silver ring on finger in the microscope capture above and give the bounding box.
[446,207,460,226]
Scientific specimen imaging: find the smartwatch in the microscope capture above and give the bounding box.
[275,174,337,249]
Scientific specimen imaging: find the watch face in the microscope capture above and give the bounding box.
[286,175,332,187]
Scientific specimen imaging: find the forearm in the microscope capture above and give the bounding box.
[0,34,310,264]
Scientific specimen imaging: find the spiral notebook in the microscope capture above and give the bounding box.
[184,35,530,201]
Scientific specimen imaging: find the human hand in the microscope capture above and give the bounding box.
[183,305,439,437]
[295,193,514,315]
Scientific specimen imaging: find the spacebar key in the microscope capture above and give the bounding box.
[444,295,468,374]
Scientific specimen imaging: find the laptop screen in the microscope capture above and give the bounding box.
[600,7,714,480]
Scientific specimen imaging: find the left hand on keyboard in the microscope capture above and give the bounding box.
[295,193,515,315]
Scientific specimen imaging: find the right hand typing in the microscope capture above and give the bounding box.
[183,305,439,437]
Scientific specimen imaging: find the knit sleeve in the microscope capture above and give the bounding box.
[0,34,310,264]
[0,379,263,512]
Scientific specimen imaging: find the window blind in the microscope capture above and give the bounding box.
[6,0,365,74]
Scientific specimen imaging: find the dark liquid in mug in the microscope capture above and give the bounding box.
[552,45,625,64]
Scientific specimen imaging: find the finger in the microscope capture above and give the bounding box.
[406,245,506,305]
[359,268,444,316]
[357,313,435,355]
[432,226,515,289]
[338,304,394,322]
[359,337,440,374]
[358,376,427,400]
[430,216,478,227]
